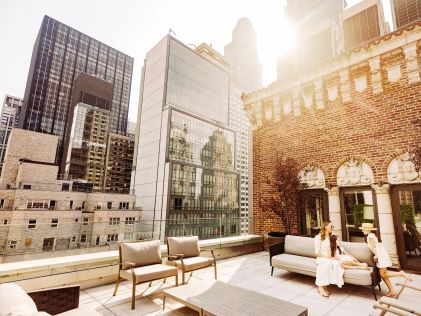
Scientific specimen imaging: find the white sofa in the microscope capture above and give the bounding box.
[269,235,382,300]
[0,283,101,316]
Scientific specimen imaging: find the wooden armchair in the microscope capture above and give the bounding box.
[166,236,217,284]
[372,281,421,316]
[113,240,178,310]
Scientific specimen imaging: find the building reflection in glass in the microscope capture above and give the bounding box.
[167,110,240,239]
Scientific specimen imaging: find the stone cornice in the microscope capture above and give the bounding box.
[243,22,421,106]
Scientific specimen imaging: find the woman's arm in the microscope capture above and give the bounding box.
[314,235,321,257]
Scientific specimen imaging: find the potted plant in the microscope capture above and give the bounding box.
[261,152,306,246]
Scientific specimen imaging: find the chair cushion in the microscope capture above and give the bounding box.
[284,235,316,258]
[170,256,215,271]
[272,254,317,277]
[167,236,200,258]
[343,268,373,286]
[0,283,38,316]
[120,240,161,267]
[341,241,374,267]
[120,264,178,283]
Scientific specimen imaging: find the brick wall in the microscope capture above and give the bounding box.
[249,40,421,236]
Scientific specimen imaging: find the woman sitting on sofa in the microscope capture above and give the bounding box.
[314,221,344,298]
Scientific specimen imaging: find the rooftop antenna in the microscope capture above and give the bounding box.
[169,28,176,36]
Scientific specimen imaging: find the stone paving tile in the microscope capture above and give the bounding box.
[82,251,421,316]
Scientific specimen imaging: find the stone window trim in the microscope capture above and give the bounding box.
[28,219,36,229]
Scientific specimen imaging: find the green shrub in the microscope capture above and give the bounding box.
[400,204,415,224]
[353,204,364,228]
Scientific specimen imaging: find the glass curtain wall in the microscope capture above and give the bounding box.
[167,110,239,239]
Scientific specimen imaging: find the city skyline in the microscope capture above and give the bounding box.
[0,0,393,123]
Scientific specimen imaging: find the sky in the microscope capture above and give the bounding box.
[0,0,392,123]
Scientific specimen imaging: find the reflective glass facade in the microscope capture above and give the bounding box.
[21,16,133,166]
[133,36,240,240]
[167,39,229,125]
[167,111,239,238]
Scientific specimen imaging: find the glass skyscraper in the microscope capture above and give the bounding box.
[20,15,133,169]
[133,36,240,240]
[0,95,22,175]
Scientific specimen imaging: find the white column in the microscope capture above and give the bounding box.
[372,184,399,267]
[327,187,342,238]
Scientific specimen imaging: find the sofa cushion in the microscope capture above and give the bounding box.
[343,267,373,286]
[272,254,317,277]
[120,240,162,268]
[0,283,38,316]
[120,263,178,283]
[169,256,215,271]
[284,235,316,258]
[341,241,374,267]
[167,236,200,258]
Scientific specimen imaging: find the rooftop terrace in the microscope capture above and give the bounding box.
[76,251,420,316]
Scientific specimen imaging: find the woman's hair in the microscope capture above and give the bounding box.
[329,235,342,257]
[320,221,332,240]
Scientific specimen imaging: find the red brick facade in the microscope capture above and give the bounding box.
[245,24,421,236]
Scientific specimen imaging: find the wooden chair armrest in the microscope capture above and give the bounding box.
[168,254,184,260]
[201,249,216,260]
[28,285,80,315]
[396,282,421,292]
[373,303,415,316]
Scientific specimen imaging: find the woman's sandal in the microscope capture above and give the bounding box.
[318,288,330,298]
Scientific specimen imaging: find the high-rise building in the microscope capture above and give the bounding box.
[20,15,134,170]
[224,18,262,94]
[0,128,140,255]
[133,36,240,240]
[62,73,113,189]
[104,133,134,194]
[126,121,136,138]
[65,103,110,189]
[223,18,259,234]
[278,0,388,80]
[0,95,22,175]
[391,0,421,30]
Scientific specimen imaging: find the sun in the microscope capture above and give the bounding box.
[254,17,296,83]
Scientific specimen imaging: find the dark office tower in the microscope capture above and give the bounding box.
[20,15,133,170]
[392,0,421,29]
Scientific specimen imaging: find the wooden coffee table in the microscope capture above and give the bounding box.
[163,280,308,316]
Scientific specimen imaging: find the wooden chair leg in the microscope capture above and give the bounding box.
[131,280,136,310]
[214,264,217,280]
[149,281,152,287]
[271,267,274,276]
[182,271,186,284]
[113,275,120,296]
[163,278,167,283]
[175,273,178,286]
